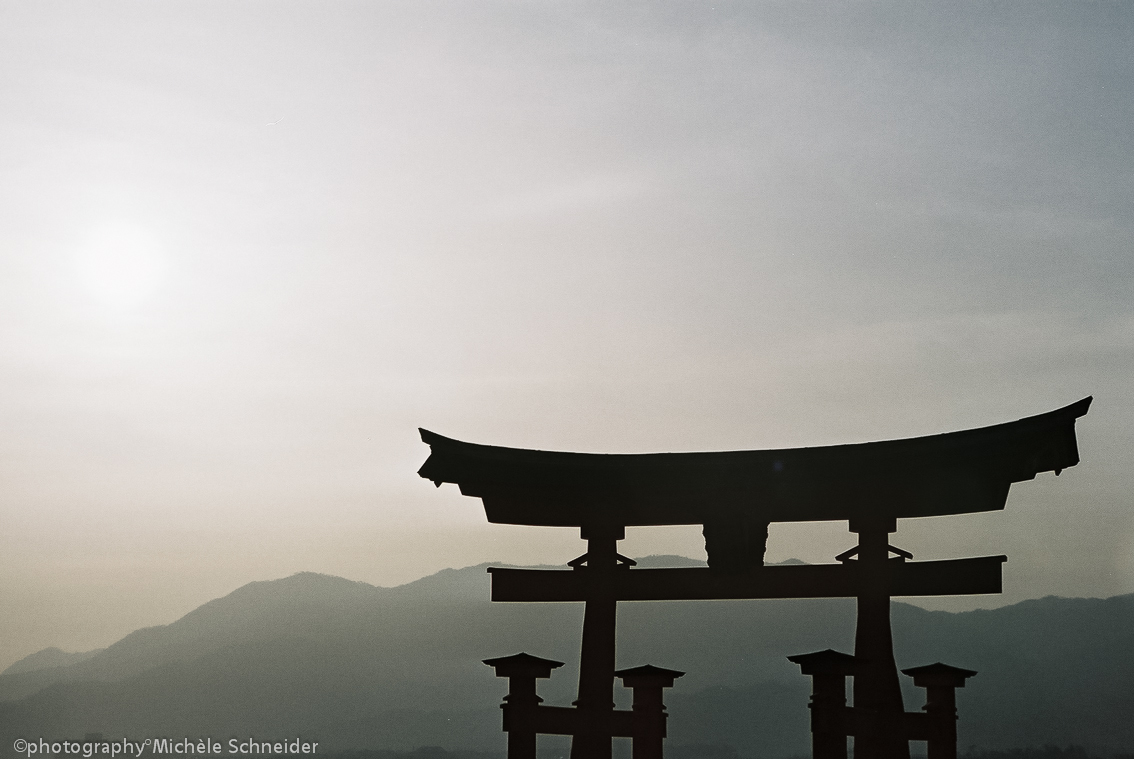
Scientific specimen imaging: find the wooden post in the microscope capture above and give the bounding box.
[849,517,909,759]
[484,652,564,759]
[615,665,684,759]
[571,523,624,759]
[902,663,976,759]
[788,650,857,759]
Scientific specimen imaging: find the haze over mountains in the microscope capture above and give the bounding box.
[2,558,1132,758]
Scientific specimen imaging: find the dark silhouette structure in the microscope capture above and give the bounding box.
[789,652,977,759]
[418,397,1091,758]
[483,654,683,759]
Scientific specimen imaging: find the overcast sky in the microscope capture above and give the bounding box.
[1,1,1132,669]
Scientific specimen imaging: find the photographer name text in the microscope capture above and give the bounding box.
[13,738,319,757]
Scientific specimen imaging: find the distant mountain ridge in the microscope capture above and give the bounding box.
[0,572,390,699]
[1,648,102,677]
[2,558,1132,757]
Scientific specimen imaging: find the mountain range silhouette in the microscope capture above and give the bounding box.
[2,557,1132,757]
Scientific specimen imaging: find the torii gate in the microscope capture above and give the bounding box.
[418,397,1091,759]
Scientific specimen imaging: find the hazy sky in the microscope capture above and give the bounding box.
[2,1,1132,669]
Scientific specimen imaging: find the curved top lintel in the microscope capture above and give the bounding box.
[417,397,1091,527]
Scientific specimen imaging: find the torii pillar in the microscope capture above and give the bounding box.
[851,516,909,759]
[615,665,685,759]
[571,523,623,759]
[484,652,565,759]
[902,663,977,759]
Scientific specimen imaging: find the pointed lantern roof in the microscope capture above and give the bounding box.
[483,652,565,679]
[788,649,859,676]
[901,662,978,688]
[614,664,685,689]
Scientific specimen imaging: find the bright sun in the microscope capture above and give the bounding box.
[76,221,169,311]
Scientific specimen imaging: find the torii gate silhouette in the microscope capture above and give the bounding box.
[418,397,1091,759]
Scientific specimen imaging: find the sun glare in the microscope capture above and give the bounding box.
[76,221,169,312]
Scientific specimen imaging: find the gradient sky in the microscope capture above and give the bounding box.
[2,1,1132,670]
